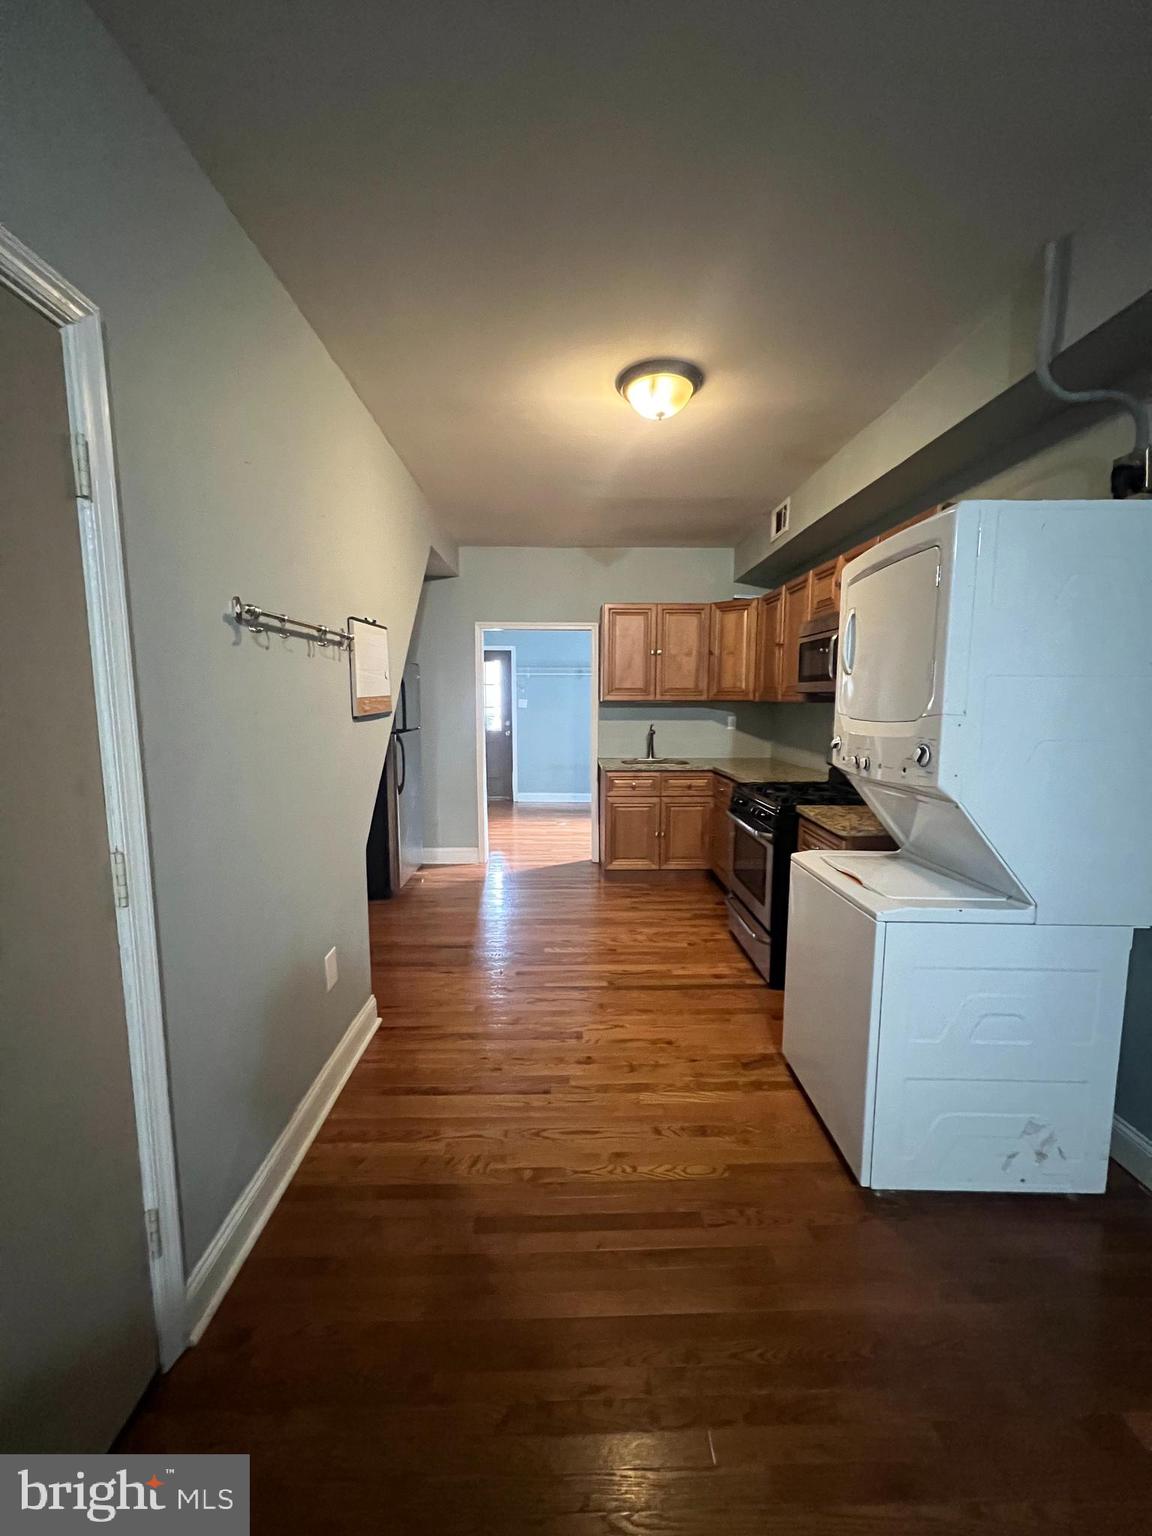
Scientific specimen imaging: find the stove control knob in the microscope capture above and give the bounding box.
[851,753,860,769]
[830,736,842,754]
[860,755,871,771]
[913,742,932,767]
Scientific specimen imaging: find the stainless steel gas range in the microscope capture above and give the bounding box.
[726,770,861,987]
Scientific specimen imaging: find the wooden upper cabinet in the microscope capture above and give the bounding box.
[808,558,839,618]
[884,505,943,540]
[655,604,709,700]
[754,590,783,701]
[778,574,811,702]
[600,605,656,700]
[709,599,760,700]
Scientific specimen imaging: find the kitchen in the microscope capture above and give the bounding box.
[592,480,1150,1198]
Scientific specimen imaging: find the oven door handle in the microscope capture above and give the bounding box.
[728,811,774,847]
[727,899,764,944]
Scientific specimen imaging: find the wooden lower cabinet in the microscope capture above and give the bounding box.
[796,813,895,854]
[601,771,712,870]
[601,796,660,868]
[661,798,712,868]
[711,782,734,886]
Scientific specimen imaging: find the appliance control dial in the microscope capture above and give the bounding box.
[860,755,871,771]
[830,736,842,753]
[913,742,933,767]
[851,753,860,769]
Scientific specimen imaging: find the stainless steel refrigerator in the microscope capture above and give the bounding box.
[366,662,423,897]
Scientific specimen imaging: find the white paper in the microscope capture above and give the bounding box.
[349,619,392,718]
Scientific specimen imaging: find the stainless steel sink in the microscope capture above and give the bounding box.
[619,757,690,765]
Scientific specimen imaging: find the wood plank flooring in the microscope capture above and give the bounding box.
[118,807,1152,1532]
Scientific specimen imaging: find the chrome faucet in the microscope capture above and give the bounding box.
[645,724,657,761]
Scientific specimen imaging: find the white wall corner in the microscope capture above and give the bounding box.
[421,847,483,865]
[1111,1115,1152,1192]
[185,994,380,1343]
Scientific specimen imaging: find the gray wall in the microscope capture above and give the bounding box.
[482,629,593,799]
[418,546,775,851]
[0,0,449,1269]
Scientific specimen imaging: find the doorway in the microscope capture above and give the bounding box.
[0,226,183,1448]
[475,624,599,865]
[483,647,516,800]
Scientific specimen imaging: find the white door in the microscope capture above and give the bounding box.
[782,859,885,1183]
[0,284,158,1448]
[840,544,941,725]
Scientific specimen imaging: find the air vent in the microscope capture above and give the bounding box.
[769,497,791,541]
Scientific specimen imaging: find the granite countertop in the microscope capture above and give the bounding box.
[797,803,890,839]
[598,756,823,785]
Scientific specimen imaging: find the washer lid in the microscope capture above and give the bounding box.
[795,850,1034,923]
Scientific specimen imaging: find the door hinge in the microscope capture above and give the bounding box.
[72,433,92,500]
[145,1207,163,1260]
[110,848,130,909]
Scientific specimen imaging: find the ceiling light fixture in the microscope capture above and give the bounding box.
[615,358,704,421]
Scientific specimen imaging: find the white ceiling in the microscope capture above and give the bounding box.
[91,0,1152,547]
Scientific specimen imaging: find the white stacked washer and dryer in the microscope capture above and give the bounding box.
[783,500,1152,1194]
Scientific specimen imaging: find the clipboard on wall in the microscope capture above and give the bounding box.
[348,617,392,719]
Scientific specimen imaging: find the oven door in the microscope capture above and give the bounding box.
[796,628,837,696]
[728,812,774,928]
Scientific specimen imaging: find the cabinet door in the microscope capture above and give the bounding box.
[808,558,839,618]
[602,797,660,868]
[656,603,709,699]
[711,796,734,883]
[797,817,842,853]
[600,605,656,700]
[709,599,760,700]
[660,798,712,868]
[754,590,783,700]
[778,574,811,701]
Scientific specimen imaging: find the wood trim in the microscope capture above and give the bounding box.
[186,995,380,1342]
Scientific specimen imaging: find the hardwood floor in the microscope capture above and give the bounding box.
[487,798,592,866]
[118,811,1152,1532]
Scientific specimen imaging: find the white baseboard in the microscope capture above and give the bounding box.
[514,792,592,804]
[185,993,380,1343]
[421,847,482,865]
[1111,1114,1152,1191]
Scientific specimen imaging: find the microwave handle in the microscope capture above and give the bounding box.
[842,609,857,675]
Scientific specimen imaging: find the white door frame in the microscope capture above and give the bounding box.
[474,622,599,864]
[481,643,519,801]
[0,223,186,1368]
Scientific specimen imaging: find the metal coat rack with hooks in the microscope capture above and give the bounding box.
[231,595,353,651]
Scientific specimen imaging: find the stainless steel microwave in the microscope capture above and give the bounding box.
[796,613,837,696]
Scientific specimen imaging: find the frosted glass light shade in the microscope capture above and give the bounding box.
[615,359,704,421]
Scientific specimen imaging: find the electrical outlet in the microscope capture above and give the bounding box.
[324,947,338,992]
[726,714,736,730]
